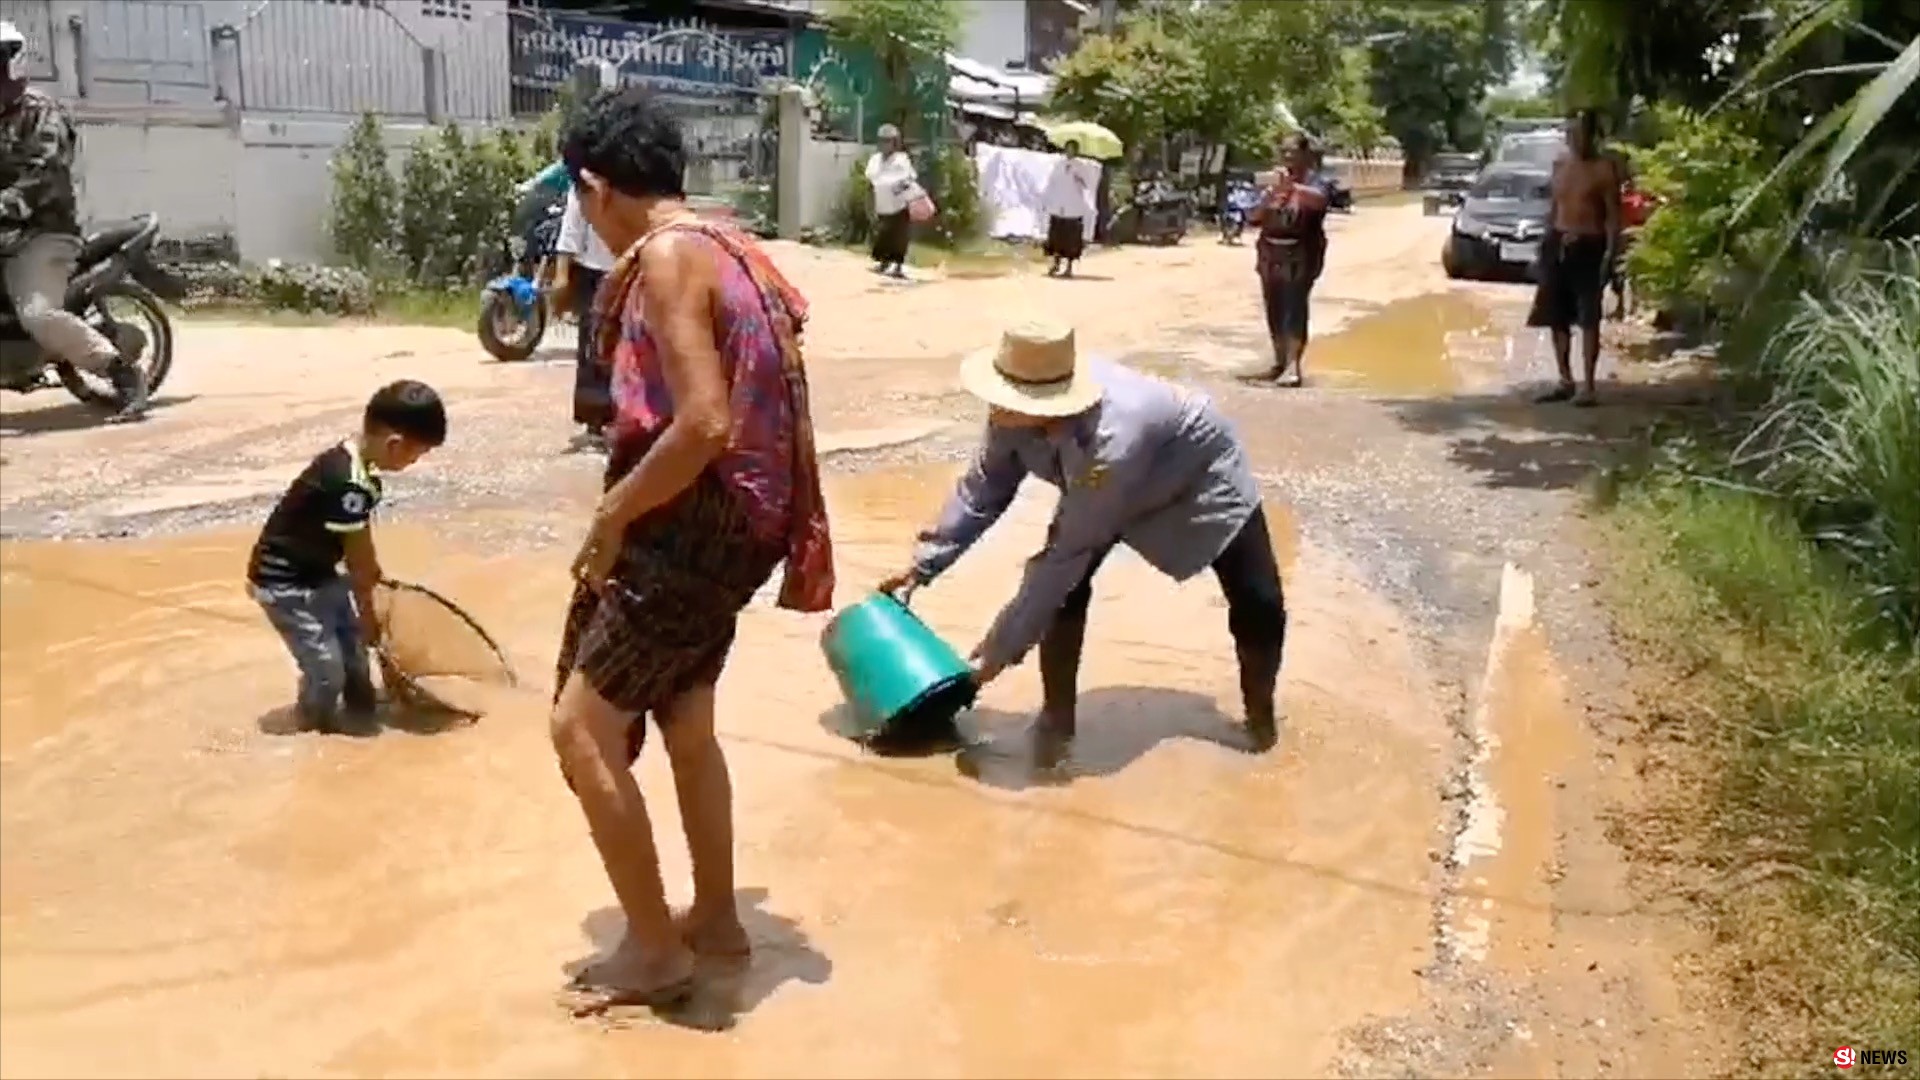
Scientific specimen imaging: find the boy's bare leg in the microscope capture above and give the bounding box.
[658,684,750,958]
[551,673,694,997]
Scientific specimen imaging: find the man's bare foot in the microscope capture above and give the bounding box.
[1275,369,1304,388]
[1534,381,1576,404]
[674,908,751,961]
[1572,385,1599,407]
[572,935,696,1005]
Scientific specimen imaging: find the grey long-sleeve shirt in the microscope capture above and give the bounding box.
[912,360,1260,670]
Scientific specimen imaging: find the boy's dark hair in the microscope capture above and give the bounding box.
[365,379,446,446]
[1572,108,1603,140]
[560,86,687,199]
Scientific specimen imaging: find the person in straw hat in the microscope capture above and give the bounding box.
[879,321,1288,766]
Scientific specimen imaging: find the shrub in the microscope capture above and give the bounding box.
[1735,240,1920,641]
[396,124,461,283]
[328,112,398,269]
[1623,104,1788,318]
[831,154,875,244]
[917,143,983,248]
[333,112,557,287]
[248,262,378,316]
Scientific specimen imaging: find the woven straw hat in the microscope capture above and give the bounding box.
[958,321,1102,417]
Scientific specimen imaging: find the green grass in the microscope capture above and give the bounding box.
[1734,240,1920,640]
[1601,443,1920,1077]
[1590,238,1920,1075]
[178,285,476,330]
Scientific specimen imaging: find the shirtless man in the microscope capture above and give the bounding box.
[1530,109,1621,407]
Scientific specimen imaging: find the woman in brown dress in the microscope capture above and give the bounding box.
[1249,133,1334,387]
[552,86,835,1006]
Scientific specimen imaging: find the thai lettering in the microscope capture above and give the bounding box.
[510,11,791,98]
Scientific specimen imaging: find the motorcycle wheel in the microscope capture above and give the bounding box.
[477,290,546,362]
[57,280,174,408]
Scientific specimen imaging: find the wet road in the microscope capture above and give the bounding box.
[0,205,1710,1078]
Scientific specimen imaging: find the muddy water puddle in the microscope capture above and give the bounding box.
[1309,293,1497,396]
[4,468,1442,1077]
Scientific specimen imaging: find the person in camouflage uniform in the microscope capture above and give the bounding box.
[0,20,146,420]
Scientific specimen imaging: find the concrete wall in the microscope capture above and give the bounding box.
[73,108,238,246]
[230,114,437,265]
[798,137,870,233]
[67,101,439,264]
[1324,156,1405,197]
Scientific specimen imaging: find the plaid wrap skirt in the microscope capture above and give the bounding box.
[554,460,785,766]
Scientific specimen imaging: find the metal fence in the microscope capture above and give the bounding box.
[232,0,509,120]
[0,0,60,83]
[4,0,511,120]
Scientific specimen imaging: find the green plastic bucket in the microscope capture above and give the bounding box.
[820,592,977,740]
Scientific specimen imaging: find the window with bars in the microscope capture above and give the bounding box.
[422,0,474,19]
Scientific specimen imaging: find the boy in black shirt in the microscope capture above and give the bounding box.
[248,380,447,734]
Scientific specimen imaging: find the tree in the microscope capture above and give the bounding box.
[1546,0,1920,242]
[1363,1,1517,179]
[1291,45,1389,153]
[1172,0,1346,158]
[1050,15,1202,165]
[824,0,961,138]
[1052,1,1347,166]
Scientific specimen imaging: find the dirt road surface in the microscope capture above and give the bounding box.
[0,204,1718,1078]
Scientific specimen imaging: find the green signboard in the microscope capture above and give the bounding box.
[793,26,948,143]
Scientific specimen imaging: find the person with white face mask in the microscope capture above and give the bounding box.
[0,20,147,421]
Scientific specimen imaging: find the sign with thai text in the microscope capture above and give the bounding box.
[511,12,791,98]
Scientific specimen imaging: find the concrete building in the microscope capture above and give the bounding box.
[767,0,1088,73]
[3,0,508,263]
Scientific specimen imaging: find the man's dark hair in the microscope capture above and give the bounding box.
[1572,108,1602,141]
[365,379,447,446]
[560,86,687,199]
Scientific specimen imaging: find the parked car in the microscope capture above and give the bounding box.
[1420,152,1482,214]
[1441,163,1553,281]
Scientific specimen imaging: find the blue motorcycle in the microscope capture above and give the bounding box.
[478,165,570,362]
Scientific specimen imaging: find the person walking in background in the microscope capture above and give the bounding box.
[550,87,834,1006]
[1042,140,1094,278]
[1529,109,1622,407]
[865,124,916,278]
[555,182,617,453]
[1247,133,1333,388]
